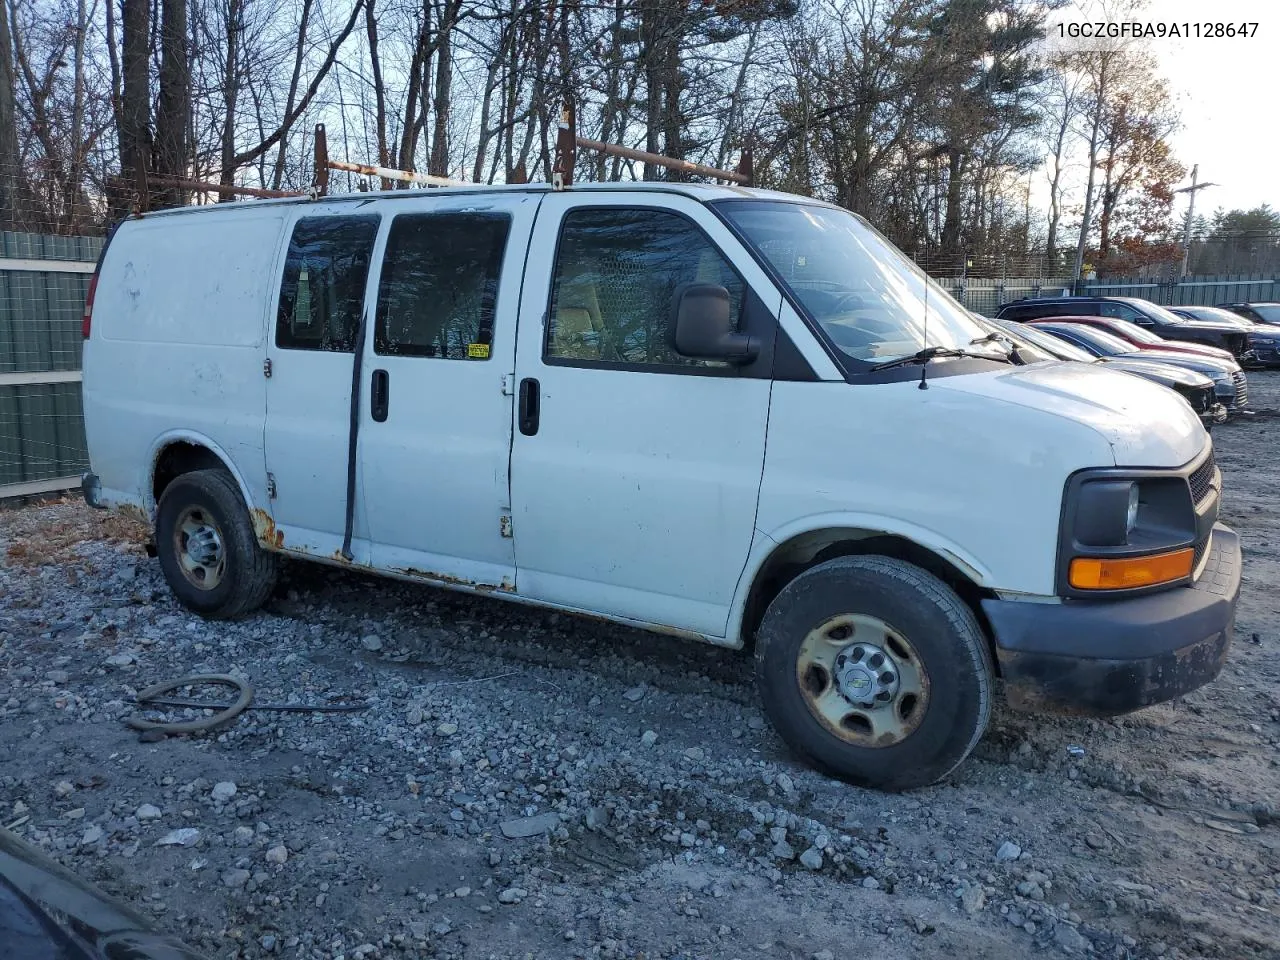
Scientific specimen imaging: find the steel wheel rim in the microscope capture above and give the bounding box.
[795,613,930,748]
[173,506,226,591]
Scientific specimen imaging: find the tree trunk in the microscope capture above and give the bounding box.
[941,148,964,254]
[155,0,190,207]
[365,0,390,187]
[428,13,451,177]
[218,0,243,198]
[396,0,430,173]
[0,0,21,225]
[1074,60,1109,284]
[272,0,312,189]
[119,0,151,209]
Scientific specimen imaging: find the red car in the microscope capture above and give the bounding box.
[1026,315,1237,362]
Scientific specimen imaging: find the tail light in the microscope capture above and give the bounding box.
[82,271,99,339]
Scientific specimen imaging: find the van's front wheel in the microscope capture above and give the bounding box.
[155,468,278,619]
[754,555,993,791]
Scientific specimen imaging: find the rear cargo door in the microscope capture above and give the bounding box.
[263,204,382,563]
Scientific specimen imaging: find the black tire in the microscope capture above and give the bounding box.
[155,468,278,619]
[753,555,993,791]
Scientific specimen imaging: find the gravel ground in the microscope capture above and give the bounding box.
[3,376,1280,960]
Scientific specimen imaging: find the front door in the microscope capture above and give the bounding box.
[508,192,779,638]
[263,206,382,562]
[355,194,541,590]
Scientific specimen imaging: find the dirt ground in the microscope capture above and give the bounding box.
[3,375,1280,960]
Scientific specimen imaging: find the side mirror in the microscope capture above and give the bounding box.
[667,282,760,364]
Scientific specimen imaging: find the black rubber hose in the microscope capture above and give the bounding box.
[124,674,254,734]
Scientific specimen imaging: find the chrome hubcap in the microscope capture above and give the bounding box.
[796,614,930,748]
[174,507,225,590]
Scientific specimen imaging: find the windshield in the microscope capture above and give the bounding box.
[992,319,1095,362]
[1128,299,1190,325]
[713,199,1003,367]
[1040,323,1136,356]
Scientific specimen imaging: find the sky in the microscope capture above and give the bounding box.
[1042,0,1278,224]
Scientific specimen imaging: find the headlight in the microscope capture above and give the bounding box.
[1058,470,1200,596]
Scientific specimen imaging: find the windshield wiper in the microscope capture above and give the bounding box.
[870,344,1010,389]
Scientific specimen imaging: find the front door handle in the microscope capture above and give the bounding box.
[371,368,389,422]
[518,377,540,436]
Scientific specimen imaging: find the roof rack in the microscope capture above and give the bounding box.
[309,99,753,198]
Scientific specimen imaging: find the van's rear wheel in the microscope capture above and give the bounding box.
[754,555,992,791]
[155,468,278,619]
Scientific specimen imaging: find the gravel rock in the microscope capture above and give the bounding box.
[211,781,237,803]
[265,844,289,865]
[861,876,880,890]
[222,868,251,888]
[104,653,135,667]
[436,722,458,736]
[640,730,658,746]
[799,847,824,871]
[360,634,383,651]
[154,828,200,847]
[995,841,1021,862]
[623,684,647,702]
[499,812,560,839]
[498,887,527,904]
[960,886,986,915]
[135,803,162,821]
[1053,923,1089,953]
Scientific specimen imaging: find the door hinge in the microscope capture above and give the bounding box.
[500,514,513,538]
[266,473,277,499]
[263,358,273,378]
[500,374,515,396]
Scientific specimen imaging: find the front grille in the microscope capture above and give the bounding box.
[1189,448,1216,504]
[1232,370,1248,408]
[1193,538,1207,571]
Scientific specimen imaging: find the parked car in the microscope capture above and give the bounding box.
[1029,320,1248,413]
[1168,304,1257,329]
[1170,305,1280,366]
[978,316,1226,430]
[996,295,1254,361]
[1217,301,1280,327]
[0,825,211,960]
[1014,313,1237,363]
[79,182,1241,792]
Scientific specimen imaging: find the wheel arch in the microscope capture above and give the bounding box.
[730,521,1000,669]
[146,431,259,522]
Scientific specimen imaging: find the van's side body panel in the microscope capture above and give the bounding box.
[82,208,285,516]
[508,191,779,637]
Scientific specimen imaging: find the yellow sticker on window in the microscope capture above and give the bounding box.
[467,343,490,359]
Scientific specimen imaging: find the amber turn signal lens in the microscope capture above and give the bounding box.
[1068,548,1194,590]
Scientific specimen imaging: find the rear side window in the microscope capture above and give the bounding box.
[1000,303,1084,321]
[374,213,511,360]
[1098,301,1144,321]
[276,215,380,352]
[546,207,744,368]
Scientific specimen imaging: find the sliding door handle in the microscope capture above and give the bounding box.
[518,377,540,436]
[371,368,389,422]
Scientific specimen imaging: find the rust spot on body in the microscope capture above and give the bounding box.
[394,567,515,593]
[250,508,284,549]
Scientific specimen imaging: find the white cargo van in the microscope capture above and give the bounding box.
[80,183,1241,790]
